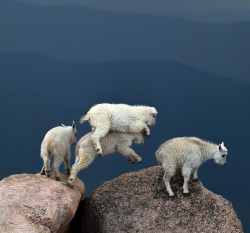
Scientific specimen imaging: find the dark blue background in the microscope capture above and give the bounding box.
[0,1,249,231]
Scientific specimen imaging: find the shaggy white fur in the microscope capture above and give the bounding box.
[156,137,228,196]
[40,122,77,181]
[80,103,157,155]
[66,131,144,188]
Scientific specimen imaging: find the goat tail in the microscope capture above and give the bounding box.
[41,142,51,158]
[156,155,162,165]
[80,113,90,124]
[155,149,162,165]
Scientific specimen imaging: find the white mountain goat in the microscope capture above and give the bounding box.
[80,103,157,155]
[156,137,228,196]
[40,122,77,181]
[66,131,144,188]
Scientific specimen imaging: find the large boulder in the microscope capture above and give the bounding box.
[69,166,243,233]
[0,173,85,233]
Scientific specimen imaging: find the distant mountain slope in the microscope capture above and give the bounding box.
[0,0,250,82]
[16,0,250,23]
[0,53,249,232]
[178,9,250,24]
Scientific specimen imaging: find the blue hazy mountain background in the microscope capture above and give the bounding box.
[15,0,250,23]
[0,0,250,231]
[1,0,250,82]
[1,53,250,231]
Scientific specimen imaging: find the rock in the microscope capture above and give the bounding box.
[0,173,85,233]
[69,166,243,233]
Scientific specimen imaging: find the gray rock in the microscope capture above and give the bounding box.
[69,166,243,233]
[0,173,85,233]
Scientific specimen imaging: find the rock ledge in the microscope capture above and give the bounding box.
[69,166,243,233]
[0,173,85,233]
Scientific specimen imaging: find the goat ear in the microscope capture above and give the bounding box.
[219,144,222,151]
[151,108,158,114]
[72,121,76,129]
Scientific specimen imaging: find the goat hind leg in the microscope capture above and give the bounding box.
[67,158,89,188]
[40,165,45,175]
[192,167,199,181]
[163,171,175,197]
[52,156,63,181]
[64,151,71,175]
[43,157,51,177]
[182,166,192,195]
[163,162,176,197]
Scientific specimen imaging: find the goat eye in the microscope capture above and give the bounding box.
[222,154,225,157]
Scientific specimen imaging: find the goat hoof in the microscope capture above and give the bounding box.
[168,192,175,197]
[45,170,51,177]
[40,171,45,175]
[67,181,74,189]
[67,181,73,188]
[142,129,150,137]
[193,178,199,182]
[138,160,143,163]
[183,192,190,197]
[55,177,61,181]
[65,170,71,175]
[97,154,103,157]
[96,148,102,153]
[97,150,103,156]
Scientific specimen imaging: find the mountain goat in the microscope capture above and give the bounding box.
[40,122,77,181]
[80,103,157,155]
[156,137,228,196]
[66,131,144,188]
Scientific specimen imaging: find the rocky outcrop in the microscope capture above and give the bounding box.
[0,173,85,233]
[69,166,243,233]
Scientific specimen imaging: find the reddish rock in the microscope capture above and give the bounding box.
[0,173,85,233]
[69,166,243,233]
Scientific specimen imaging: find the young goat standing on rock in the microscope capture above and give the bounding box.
[40,122,77,181]
[156,137,228,196]
[67,132,144,188]
[80,103,157,155]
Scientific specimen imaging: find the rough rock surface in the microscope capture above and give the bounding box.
[69,166,243,233]
[0,173,85,233]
